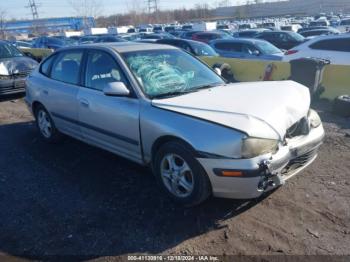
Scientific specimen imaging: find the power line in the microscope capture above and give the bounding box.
[26,0,40,20]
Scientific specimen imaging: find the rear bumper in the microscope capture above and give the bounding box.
[197,124,325,199]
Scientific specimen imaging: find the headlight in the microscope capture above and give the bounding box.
[308,109,321,128]
[241,137,279,159]
[0,62,9,76]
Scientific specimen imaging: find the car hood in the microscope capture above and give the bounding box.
[0,56,38,75]
[152,81,310,140]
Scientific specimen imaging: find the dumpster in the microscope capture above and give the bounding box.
[289,58,330,99]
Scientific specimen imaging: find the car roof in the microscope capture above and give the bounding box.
[59,42,177,53]
[301,29,332,32]
[158,38,204,44]
[309,34,349,40]
[260,30,292,34]
[210,38,267,44]
[195,32,222,35]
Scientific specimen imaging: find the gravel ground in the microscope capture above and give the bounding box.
[0,95,349,260]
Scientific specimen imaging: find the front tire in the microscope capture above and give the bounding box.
[153,141,212,206]
[34,104,62,143]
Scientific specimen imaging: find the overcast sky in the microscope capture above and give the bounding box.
[1,0,282,20]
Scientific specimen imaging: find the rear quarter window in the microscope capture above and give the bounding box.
[310,38,350,52]
[40,55,57,76]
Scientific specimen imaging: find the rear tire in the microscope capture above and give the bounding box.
[34,104,62,143]
[333,95,350,117]
[153,141,212,207]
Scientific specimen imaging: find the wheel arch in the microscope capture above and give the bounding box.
[31,101,44,115]
[151,135,197,163]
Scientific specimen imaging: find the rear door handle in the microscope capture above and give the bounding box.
[43,90,48,95]
[79,99,89,108]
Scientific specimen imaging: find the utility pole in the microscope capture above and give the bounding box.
[26,0,39,20]
[147,0,158,14]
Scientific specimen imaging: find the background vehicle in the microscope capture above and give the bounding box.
[141,33,175,40]
[298,26,330,33]
[156,39,218,57]
[12,41,33,49]
[283,35,350,65]
[180,30,202,39]
[238,23,257,30]
[210,39,283,60]
[338,18,350,32]
[78,35,99,44]
[300,28,340,38]
[233,29,270,38]
[0,41,38,96]
[309,19,330,27]
[94,35,127,43]
[32,36,67,50]
[191,21,217,31]
[181,24,193,30]
[192,31,232,43]
[280,24,302,32]
[255,31,305,50]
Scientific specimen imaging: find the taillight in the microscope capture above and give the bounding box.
[285,49,298,55]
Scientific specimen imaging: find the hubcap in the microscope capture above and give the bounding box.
[160,154,194,198]
[37,110,52,138]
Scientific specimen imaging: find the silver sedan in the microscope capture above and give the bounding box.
[25,43,324,206]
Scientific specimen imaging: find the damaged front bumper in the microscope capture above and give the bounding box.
[197,124,325,199]
[0,77,26,96]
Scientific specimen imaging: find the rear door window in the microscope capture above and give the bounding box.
[242,44,259,54]
[50,51,83,85]
[215,42,242,52]
[40,54,57,76]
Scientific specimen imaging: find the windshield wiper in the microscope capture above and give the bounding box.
[151,83,225,99]
[151,89,195,99]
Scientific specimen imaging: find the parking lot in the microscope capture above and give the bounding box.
[0,95,349,259]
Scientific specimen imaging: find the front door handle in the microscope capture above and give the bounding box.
[79,99,89,108]
[43,90,48,95]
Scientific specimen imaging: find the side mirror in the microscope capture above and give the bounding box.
[103,82,130,97]
[213,67,222,76]
[252,50,260,56]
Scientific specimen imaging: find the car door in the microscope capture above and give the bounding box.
[39,50,84,139]
[77,49,142,163]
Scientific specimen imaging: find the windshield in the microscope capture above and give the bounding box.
[190,41,218,56]
[289,32,305,41]
[256,41,281,54]
[0,43,23,58]
[122,49,224,98]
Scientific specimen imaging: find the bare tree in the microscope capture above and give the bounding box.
[125,0,147,25]
[0,9,6,39]
[68,0,103,18]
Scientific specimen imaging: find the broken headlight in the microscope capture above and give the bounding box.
[308,109,321,128]
[241,137,279,159]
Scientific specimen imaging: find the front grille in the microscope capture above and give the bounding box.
[281,149,317,175]
[286,117,310,138]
